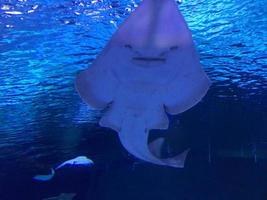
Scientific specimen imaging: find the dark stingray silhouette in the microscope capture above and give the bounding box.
[75,0,211,168]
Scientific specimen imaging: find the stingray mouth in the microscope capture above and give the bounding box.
[131,56,166,67]
[132,57,166,62]
[125,44,179,66]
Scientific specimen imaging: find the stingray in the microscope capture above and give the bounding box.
[33,156,94,181]
[75,0,211,168]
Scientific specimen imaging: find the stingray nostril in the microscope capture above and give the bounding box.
[134,50,141,56]
[170,46,179,50]
[124,44,133,49]
[159,51,167,57]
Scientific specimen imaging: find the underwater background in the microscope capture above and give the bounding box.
[0,0,267,199]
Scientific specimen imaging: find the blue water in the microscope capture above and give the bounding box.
[0,0,267,199]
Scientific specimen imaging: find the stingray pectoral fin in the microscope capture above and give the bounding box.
[33,168,55,181]
[75,66,117,109]
[164,71,211,115]
[99,102,124,132]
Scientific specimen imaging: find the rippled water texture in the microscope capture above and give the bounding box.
[0,0,267,199]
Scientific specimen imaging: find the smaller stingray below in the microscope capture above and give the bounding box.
[43,193,76,200]
[33,156,94,181]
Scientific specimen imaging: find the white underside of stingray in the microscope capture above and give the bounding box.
[33,156,94,181]
[75,0,211,168]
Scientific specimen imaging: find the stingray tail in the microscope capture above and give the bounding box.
[33,168,55,181]
[118,117,189,168]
